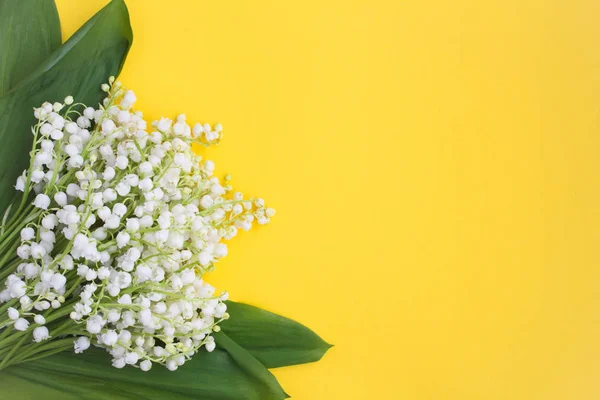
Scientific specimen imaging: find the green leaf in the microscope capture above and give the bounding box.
[0,0,133,214]
[222,301,332,368]
[214,332,288,399]
[0,0,62,95]
[0,343,286,400]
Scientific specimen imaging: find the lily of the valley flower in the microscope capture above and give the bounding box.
[0,79,273,371]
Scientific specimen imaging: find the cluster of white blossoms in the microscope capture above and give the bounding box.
[0,78,273,371]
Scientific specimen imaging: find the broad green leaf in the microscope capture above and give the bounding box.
[214,332,288,399]
[0,0,61,95]
[0,0,133,214]
[222,301,332,368]
[0,344,286,400]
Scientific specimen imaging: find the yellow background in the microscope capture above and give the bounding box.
[55,0,600,399]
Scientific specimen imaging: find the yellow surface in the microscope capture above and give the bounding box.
[54,1,600,399]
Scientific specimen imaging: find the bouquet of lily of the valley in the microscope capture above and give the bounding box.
[0,1,329,398]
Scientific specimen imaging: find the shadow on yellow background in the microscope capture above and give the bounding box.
[56,0,600,398]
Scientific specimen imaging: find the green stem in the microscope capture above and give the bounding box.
[0,299,19,317]
[11,337,74,365]
[0,333,28,369]
[10,342,73,366]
